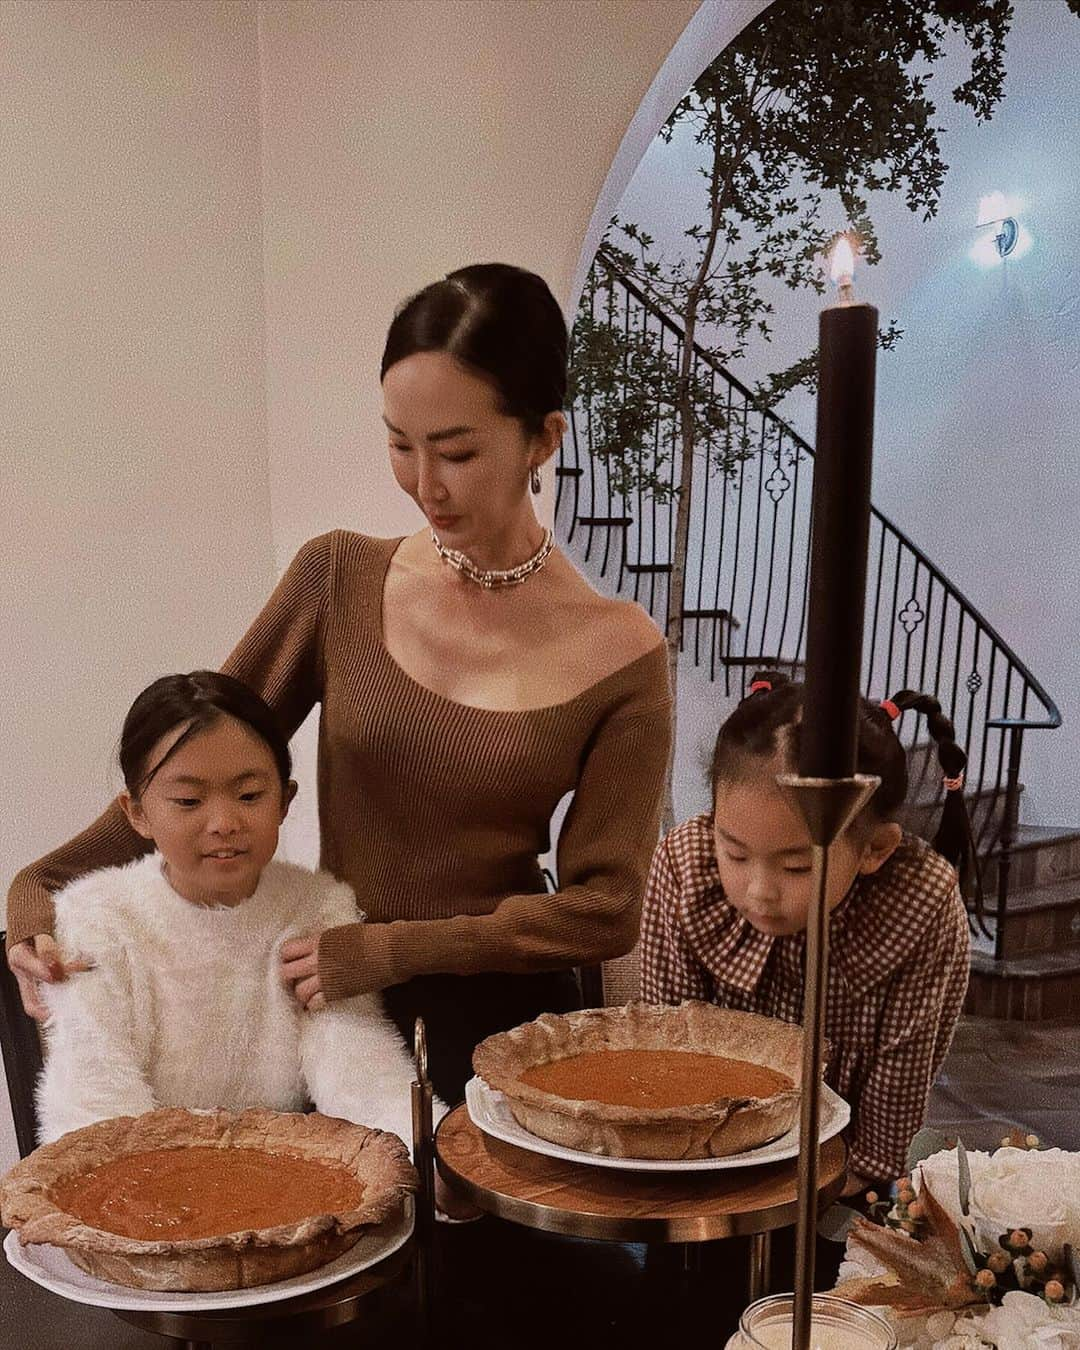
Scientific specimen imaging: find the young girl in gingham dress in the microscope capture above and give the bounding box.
[640,672,972,1193]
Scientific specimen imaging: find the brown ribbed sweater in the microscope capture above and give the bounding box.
[6,532,673,1000]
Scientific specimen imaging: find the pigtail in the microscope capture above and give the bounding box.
[887,689,982,915]
[746,668,792,698]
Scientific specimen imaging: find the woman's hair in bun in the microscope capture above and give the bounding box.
[380,263,568,437]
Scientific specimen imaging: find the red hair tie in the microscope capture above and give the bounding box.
[943,771,965,792]
[749,679,772,694]
[880,699,901,722]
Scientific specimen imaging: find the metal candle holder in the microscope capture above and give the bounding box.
[411,1017,436,1330]
[777,772,880,1350]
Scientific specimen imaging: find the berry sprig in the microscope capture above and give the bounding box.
[865,1175,927,1236]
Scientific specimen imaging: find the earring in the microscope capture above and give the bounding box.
[530,465,541,494]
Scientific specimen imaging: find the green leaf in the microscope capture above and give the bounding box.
[1065,1242,1080,1290]
[957,1139,972,1219]
[905,1127,952,1172]
[818,1203,864,1244]
[959,1223,981,1277]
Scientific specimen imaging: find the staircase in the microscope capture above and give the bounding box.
[560,249,1065,1020]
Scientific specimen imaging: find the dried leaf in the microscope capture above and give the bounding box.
[841,1214,981,1316]
[833,1272,941,1314]
[918,1173,971,1275]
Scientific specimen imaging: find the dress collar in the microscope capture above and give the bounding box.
[678,822,938,998]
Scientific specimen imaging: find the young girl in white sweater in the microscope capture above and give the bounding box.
[36,670,443,1150]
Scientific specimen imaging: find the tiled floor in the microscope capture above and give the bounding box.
[925,1014,1080,1151]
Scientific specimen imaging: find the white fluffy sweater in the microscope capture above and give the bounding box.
[37,855,442,1146]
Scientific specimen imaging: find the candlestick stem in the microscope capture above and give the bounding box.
[775,774,879,1350]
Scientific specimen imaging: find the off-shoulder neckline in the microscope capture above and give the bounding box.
[367,533,666,717]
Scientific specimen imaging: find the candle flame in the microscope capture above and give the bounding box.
[830,235,856,287]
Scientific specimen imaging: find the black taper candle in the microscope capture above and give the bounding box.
[799,295,878,778]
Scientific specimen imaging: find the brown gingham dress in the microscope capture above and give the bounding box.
[639,815,970,1181]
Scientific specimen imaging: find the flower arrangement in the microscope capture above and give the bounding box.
[829,1129,1080,1348]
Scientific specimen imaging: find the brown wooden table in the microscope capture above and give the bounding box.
[435,1104,847,1300]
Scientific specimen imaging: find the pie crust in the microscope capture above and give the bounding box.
[472,1001,806,1160]
[0,1107,417,1292]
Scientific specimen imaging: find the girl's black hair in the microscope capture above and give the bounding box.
[710,670,977,894]
[119,671,292,799]
[380,263,568,437]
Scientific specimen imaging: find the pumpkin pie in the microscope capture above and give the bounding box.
[0,1107,417,1292]
[472,1001,805,1160]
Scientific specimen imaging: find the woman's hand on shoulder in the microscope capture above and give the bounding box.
[8,935,94,1021]
[280,934,326,1012]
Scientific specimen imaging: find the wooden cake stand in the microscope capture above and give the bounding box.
[435,1104,847,1299]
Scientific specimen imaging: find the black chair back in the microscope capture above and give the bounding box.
[0,935,42,1156]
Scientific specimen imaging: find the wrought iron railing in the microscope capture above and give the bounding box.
[557,250,1061,955]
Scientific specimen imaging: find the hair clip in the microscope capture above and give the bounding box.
[879,699,901,722]
[749,679,772,694]
[943,771,965,793]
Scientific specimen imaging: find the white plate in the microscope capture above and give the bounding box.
[465,1076,849,1173]
[3,1195,413,1313]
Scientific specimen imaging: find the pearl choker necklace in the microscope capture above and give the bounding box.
[430,528,555,590]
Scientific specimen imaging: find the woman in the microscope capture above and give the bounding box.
[7,263,672,1106]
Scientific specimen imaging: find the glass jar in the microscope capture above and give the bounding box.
[726,1293,898,1349]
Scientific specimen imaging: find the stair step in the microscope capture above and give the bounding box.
[966,947,1080,1021]
[904,784,1021,842]
[577,516,632,527]
[981,826,1080,894]
[971,947,1080,980]
[909,782,1015,812]
[993,876,1080,917]
[989,824,1080,854]
[977,879,1080,960]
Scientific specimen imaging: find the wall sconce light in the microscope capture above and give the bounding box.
[993,215,1019,257]
[970,192,1031,268]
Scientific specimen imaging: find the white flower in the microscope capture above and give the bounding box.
[978,1290,1080,1349]
[915,1146,993,1229]
[969,1148,1080,1261]
[913,1145,1080,1263]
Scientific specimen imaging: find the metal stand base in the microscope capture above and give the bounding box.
[776,773,878,1350]
[748,1231,772,1301]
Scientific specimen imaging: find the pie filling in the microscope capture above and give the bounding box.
[49,1146,366,1241]
[519,1048,794,1109]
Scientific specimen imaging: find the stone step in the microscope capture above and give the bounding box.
[980,825,1080,895]
[966,947,1080,1021]
[977,878,1080,960]
[902,782,1019,841]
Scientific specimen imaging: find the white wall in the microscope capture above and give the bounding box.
[1,0,273,882]
[616,0,1080,829]
[1,0,272,1171]
[3,0,743,1169]
[255,0,728,862]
